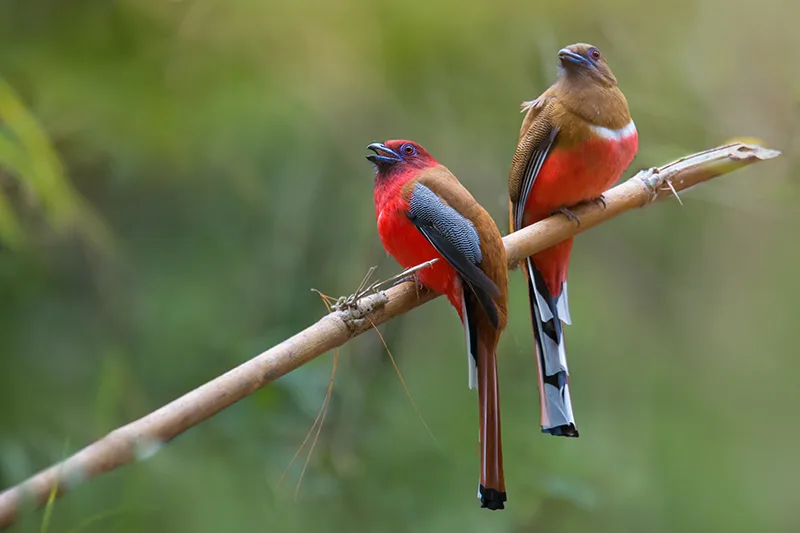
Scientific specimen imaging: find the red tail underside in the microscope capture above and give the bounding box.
[530,239,572,298]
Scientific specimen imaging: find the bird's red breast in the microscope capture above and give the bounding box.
[522,121,638,224]
[376,182,467,314]
[523,122,637,296]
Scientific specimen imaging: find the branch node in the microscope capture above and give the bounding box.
[338,291,390,335]
[133,435,165,461]
[634,167,661,203]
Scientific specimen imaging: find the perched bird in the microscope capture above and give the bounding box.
[367,140,509,510]
[508,44,638,437]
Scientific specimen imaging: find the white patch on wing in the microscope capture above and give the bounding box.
[590,119,637,141]
[462,288,478,390]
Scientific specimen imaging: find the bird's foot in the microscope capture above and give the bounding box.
[391,274,420,300]
[392,273,421,289]
[552,206,581,227]
[593,194,607,209]
[389,261,436,300]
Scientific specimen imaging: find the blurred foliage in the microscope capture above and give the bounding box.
[0,77,111,254]
[0,0,798,531]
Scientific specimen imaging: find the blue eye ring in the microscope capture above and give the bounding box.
[589,47,601,61]
[400,143,417,156]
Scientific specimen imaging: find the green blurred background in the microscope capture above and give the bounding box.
[1,0,798,531]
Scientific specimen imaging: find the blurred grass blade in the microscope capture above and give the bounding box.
[0,77,113,253]
[39,439,69,533]
[0,187,22,248]
[0,127,31,249]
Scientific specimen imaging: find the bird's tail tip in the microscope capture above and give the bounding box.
[538,370,578,437]
[479,485,507,510]
[542,423,579,437]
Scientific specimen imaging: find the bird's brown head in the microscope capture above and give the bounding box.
[557,43,617,87]
[366,140,438,180]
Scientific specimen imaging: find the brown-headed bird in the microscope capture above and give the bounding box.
[367,140,509,510]
[508,44,638,437]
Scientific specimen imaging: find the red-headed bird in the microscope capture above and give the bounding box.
[367,140,509,510]
[508,44,638,437]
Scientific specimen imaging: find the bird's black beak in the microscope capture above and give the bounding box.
[558,48,588,67]
[366,143,402,165]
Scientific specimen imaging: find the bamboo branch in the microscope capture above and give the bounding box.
[0,143,780,529]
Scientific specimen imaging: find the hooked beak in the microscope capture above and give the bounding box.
[366,142,402,165]
[558,48,589,67]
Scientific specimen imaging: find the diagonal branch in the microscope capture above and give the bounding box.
[0,143,780,529]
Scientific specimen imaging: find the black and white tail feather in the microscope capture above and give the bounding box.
[525,258,578,436]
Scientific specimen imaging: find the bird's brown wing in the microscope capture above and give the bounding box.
[508,99,558,232]
[517,86,555,139]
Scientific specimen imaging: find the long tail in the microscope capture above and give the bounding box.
[477,330,506,509]
[524,251,579,437]
[464,291,506,510]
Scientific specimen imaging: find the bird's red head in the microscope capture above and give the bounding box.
[366,140,439,180]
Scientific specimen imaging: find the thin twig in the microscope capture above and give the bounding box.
[277,292,340,496]
[663,179,684,206]
[366,317,440,449]
[0,143,780,529]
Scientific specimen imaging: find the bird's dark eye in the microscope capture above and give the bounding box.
[589,47,601,61]
[401,143,416,156]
